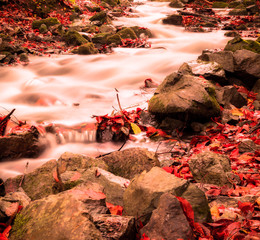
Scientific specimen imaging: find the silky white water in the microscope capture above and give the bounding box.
[0,1,230,179]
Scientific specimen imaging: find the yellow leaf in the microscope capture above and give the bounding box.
[131,123,141,135]
[210,205,220,219]
[231,108,244,117]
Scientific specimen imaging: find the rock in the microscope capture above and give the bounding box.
[246,4,260,15]
[224,37,260,54]
[162,14,183,25]
[140,193,193,240]
[89,11,110,25]
[178,60,226,83]
[198,50,235,73]
[91,214,135,239]
[0,126,47,161]
[0,179,5,196]
[252,79,260,100]
[148,73,221,122]
[10,183,135,240]
[224,31,240,38]
[99,24,117,34]
[233,49,260,81]
[61,167,130,205]
[169,0,184,8]
[102,0,119,7]
[123,167,211,224]
[58,152,108,174]
[32,17,60,30]
[5,160,59,201]
[63,30,88,46]
[39,23,48,33]
[229,1,243,8]
[130,26,153,38]
[92,32,111,44]
[212,1,228,8]
[189,151,232,186]
[238,139,260,153]
[77,42,99,55]
[229,8,248,15]
[216,85,247,108]
[99,148,160,179]
[117,27,137,39]
[19,53,29,62]
[107,34,122,46]
[0,187,30,222]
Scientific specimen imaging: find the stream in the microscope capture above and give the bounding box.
[0,1,230,179]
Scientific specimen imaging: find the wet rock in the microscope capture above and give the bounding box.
[216,85,247,108]
[61,167,130,205]
[224,37,260,54]
[99,148,160,179]
[189,151,232,186]
[229,8,248,15]
[99,24,117,34]
[39,23,48,34]
[107,34,122,46]
[0,126,47,161]
[32,17,60,30]
[19,53,29,62]
[77,42,99,55]
[123,167,211,224]
[140,193,193,240]
[92,32,111,44]
[148,73,221,122]
[169,0,184,8]
[102,0,119,7]
[89,11,110,25]
[162,14,183,25]
[198,50,235,73]
[5,160,59,201]
[58,152,108,174]
[246,4,260,15]
[0,179,5,197]
[224,31,240,38]
[178,60,226,83]
[117,27,137,39]
[130,26,153,38]
[63,30,88,46]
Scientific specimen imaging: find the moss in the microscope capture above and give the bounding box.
[130,26,152,38]
[212,1,228,8]
[19,53,29,62]
[228,1,242,8]
[92,33,111,44]
[64,180,81,190]
[107,34,122,45]
[236,24,247,30]
[39,24,48,33]
[89,11,108,24]
[86,6,101,12]
[102,0,120,7]
[11,213,31,240]
[63,30,88,46]
[77,42,98,55]
[256,36,260,43]
[117,27,137,39]
[243,0,255,6]
[32,17,60,30]
[224,37,260,54]
[235,3,246,9]
[224,31,240,37]
[205,87,221,113]
[148,95,166,114]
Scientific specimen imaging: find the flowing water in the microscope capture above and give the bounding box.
[0,1,230,179]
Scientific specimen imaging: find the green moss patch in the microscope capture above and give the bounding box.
[32,17,60,30]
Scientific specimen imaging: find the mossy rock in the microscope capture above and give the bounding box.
[19,53,29,62]
[130,26,153,38]
[89,11,108,24]
[117,28,137,39]
[77,43,98,55]
[212,1,228,8]
[236,24,247,30]
[102,0,120,7]
[92,33,111,44]
[107,34,122,45]
[63,30,88,46]
[169,0,184,8]
[86,6,102,12]
[224,37,260,54]
[228,0,242,8]
[224,31,240,37]
[229,8,248,15]
[32,17,60,30]
[39,24,48,33]
[256,36,260,43]
[243,0,255,6]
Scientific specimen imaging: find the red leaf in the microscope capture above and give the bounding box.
[176,196,195,225]
[237,201,254,215]
[106,202,123,215]
[162,166,174,174]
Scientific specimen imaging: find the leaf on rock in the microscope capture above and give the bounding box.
[131,123,141,134]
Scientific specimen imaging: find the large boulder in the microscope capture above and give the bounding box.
[4,160,58,201]
[140,193,193,240]
[189,151,232,186]
[99,148,160,179]
[0,126,47,161]
[224,37,260,54]
[123,167,211,224]
[10,183,135,240]
[148,73,221,122]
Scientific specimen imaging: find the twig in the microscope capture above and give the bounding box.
[96,139,127,158]
[19,162,29,187]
